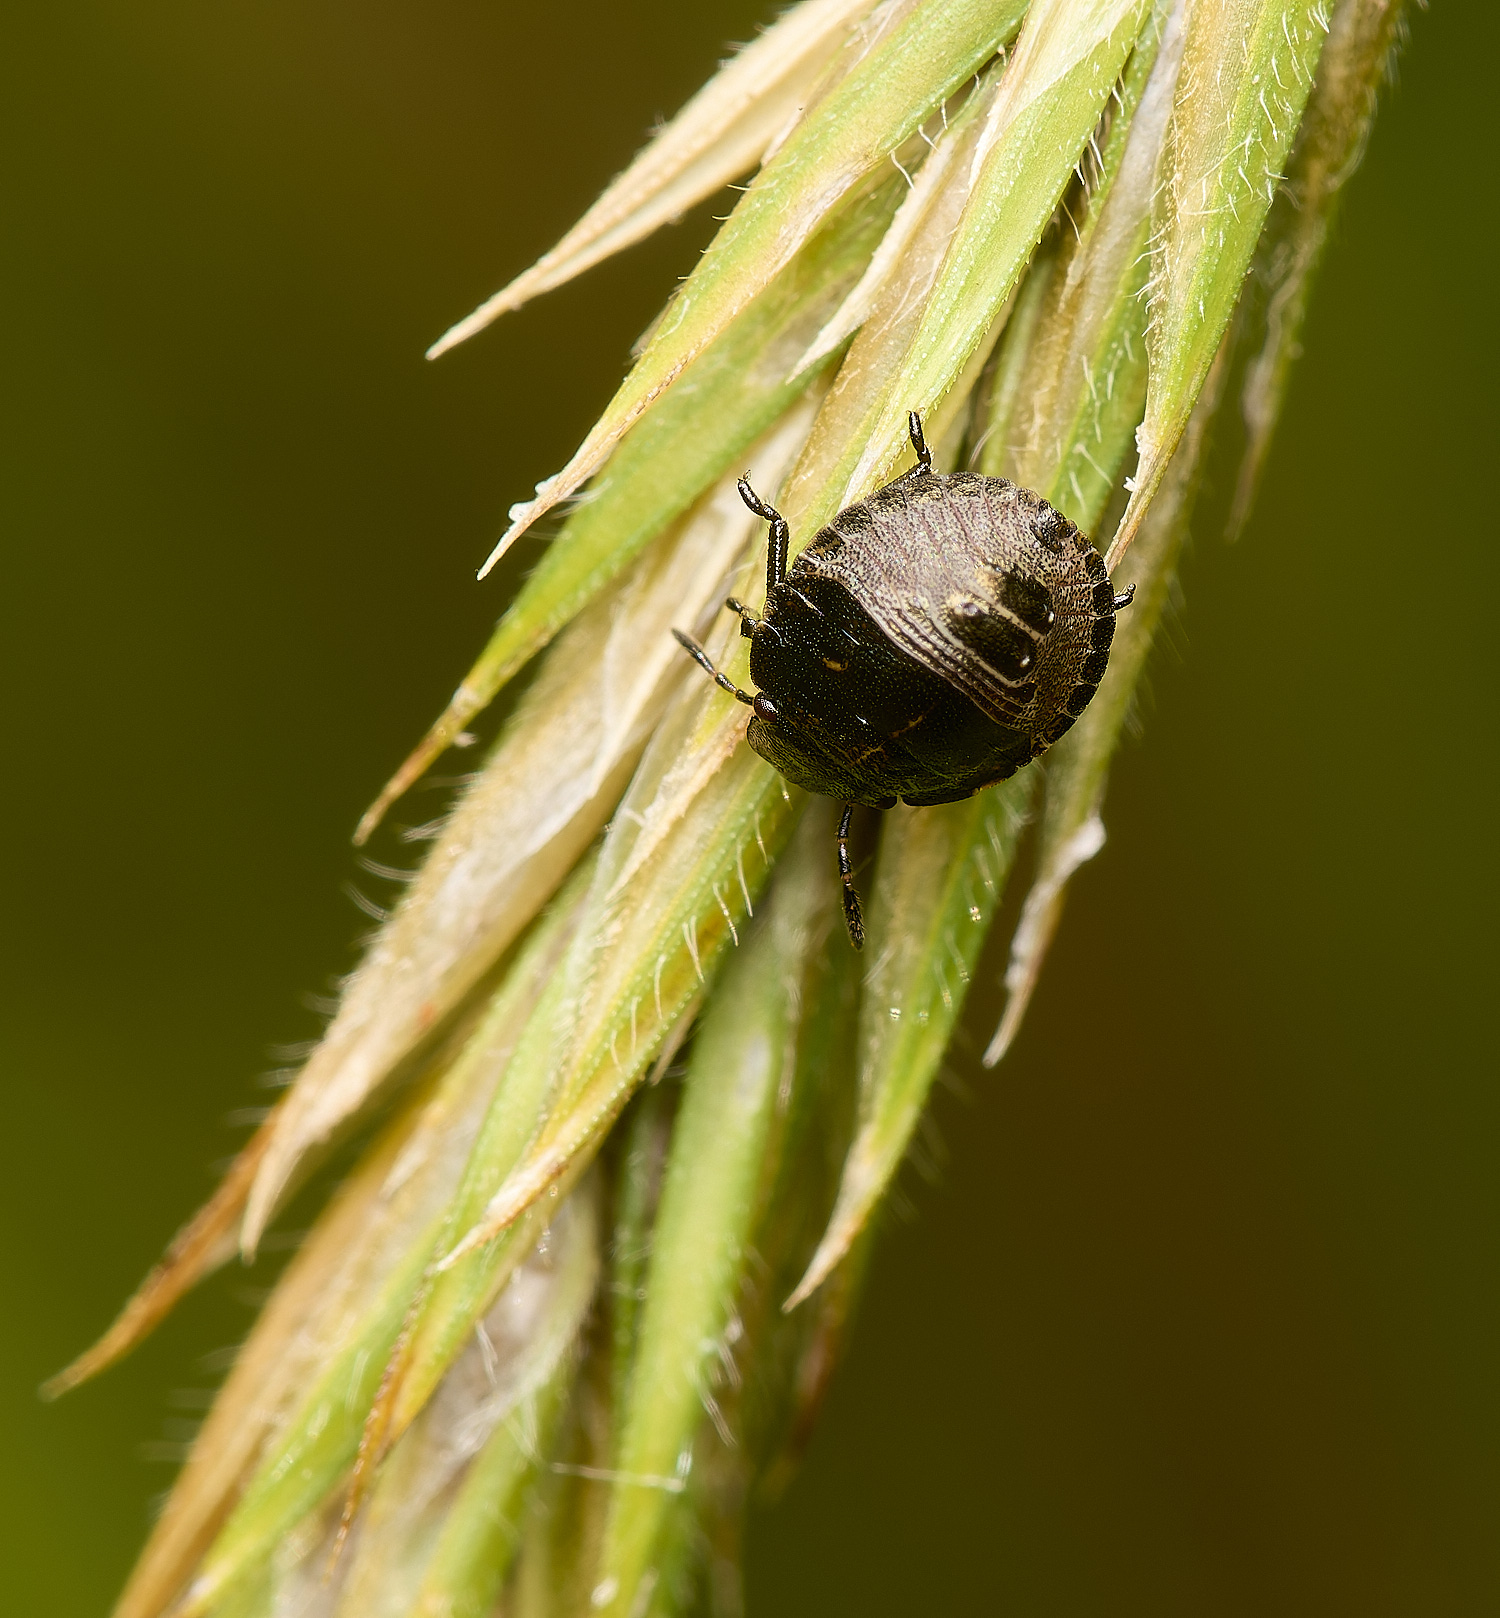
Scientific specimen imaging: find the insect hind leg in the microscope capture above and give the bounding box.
[836,802,866,951]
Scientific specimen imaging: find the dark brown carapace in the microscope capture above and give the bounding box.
[674,411,1133,947]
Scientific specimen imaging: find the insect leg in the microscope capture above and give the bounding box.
[724,595,760,637]
[907,409,934,475]
[737,478,790,595]
[1113,585,1136,611]
[671,629,755,706]
[836,802,866,951]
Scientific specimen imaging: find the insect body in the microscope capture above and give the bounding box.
[674,412,1133,949]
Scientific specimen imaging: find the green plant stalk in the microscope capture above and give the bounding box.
[74,7,1409,1613]
[599,811,866,1609]
[733,912,864,1501]
[592,804,838,1615]
[593,800,864,1612]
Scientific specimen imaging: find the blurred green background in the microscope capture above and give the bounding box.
[2,3,1494,1613]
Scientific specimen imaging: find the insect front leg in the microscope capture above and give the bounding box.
[724,595,760,638]
[737,478,790,596]
[671,629,756,706]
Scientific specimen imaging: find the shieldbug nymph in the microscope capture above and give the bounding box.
[673,411,1133,950]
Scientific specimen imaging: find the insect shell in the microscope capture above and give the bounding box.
[674,412,1133,950]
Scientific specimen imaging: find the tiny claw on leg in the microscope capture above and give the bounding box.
[736,478,779,523]
[725,595,759,637]
[1113,584,1136,611]
[836,802,865,950]
[672,628,755,706]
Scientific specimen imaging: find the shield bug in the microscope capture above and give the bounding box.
[674,411,1133,949]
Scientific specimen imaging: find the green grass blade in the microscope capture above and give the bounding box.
[481,0,1030,571]
[720,862,863,1505]
[360,180,904,837]
[1107,0,1329,568]
[1229,0,1406,534]
[329,1185,598,1618]
[407,1364,572,1618]
[779,57,1011,527]
[960,7,1196,1059]
[432,757,800,1276]
[427,0,883,354]
[992,0,1178,516]
[985,349,1225,1062]
[108,1093,434,1618]
[788,776,1034,1307]
[589,804,837,1617]
[381,946,606,1442]
[630,809,865,1612]
[839,0,1154,504]
[787,62,996,379]
[178,872,594,1615]
[606,1081,676,1429]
